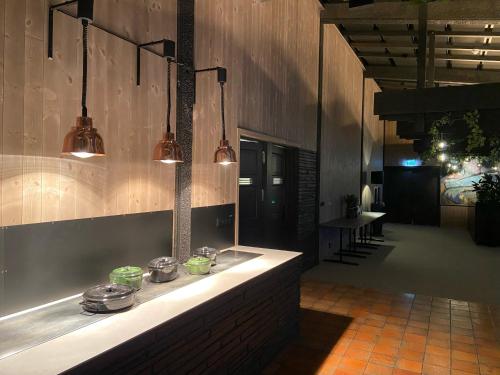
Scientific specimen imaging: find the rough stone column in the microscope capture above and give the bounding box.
[174,0,194,261]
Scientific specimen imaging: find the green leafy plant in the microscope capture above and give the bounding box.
[463,110,485,154]
[472,174,500,204]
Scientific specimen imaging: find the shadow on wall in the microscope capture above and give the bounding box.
[191,0,320,207]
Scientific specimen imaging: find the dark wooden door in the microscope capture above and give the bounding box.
[238,139,265,245]
[239,140,296,249]
[384,166,441,226]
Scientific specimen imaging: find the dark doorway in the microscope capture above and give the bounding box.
[384,166,441,226]
[239,138,297,249]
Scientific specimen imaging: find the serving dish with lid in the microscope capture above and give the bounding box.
[80,284,135,313]
[148,256,179,283]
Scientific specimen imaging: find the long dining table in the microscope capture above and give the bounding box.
[320,212,386,266]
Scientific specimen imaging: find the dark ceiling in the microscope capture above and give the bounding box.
[321,0,500,90]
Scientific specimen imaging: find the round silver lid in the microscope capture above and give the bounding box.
[148,256,178,270]
[83,283,134,302]
[194,246,217,256]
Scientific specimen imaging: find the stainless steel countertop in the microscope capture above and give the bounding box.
[0,250,260,360]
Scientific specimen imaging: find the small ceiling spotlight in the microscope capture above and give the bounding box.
[438,153,448,162]
[451,164,458,171]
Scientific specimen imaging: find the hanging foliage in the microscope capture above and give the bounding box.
[423,110,498,166]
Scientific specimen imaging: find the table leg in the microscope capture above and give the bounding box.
[324,227,359,265]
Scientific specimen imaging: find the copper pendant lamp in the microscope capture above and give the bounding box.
[214,69,237,166]
[153,59,183,164]
[62,1,105,159]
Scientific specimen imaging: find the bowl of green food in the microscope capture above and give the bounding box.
[184,256,212,275]
[109,266,144,290]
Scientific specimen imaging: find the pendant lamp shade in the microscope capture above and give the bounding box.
[214,139,237,165]
[62,116,105,158]
[214,69,237,166]
[153,132,183,164]
[154,58,183,164]
[62,9,105,159]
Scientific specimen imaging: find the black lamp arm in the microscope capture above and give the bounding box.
[81,19,88,117]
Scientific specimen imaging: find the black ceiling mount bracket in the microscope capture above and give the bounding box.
[48,0,78,59]
[136,39,176,86]
[48,0,172,64]
[192,66,228,104]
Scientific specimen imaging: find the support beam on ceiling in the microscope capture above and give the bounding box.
[366,66,500,84]
[417,3,428,89]
[342,30,500,38]
[357,52,500,63]
[374,83,500,116]
[350,41,500,53]
[321,0,500,25]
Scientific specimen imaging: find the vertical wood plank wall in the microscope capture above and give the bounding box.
[384,120,419,167]
[320,24,365,223]
[192,0,322,208]
[0,0,177,227]
[362,78,384,211]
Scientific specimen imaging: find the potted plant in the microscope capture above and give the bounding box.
[472,173,500,246]
[344,194,359,219]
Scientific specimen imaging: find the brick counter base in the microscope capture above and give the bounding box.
[64,256,301,375]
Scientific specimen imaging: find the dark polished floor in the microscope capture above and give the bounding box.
[263,280,500,375]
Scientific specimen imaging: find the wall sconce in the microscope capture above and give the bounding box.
[55,0,106,159]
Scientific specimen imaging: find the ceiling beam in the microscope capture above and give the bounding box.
[357,52,500,63]
[343,30,500,38]
[365,66,500,84]
[374,83,500,117]
[322,0,500,25]
[350,41,500,52]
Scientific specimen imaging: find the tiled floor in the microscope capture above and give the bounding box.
[264,280,500,375]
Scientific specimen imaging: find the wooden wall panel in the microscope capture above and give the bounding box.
[0,0,176,227]
[384,120,419,167]
[192,0,321,208]
[362,78,384,211]
[441,205,469,228]
[319,24,365,223]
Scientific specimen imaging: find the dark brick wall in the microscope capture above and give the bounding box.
[295,149,318,270]
[64,256,301,375]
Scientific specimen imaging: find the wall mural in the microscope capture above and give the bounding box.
[440,159,498,206]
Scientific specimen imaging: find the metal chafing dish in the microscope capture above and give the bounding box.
[193,246,218,265]
[148,256,179,283]
[80,284,135,313]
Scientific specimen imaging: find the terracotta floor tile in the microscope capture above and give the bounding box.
[451,342,477,355]
[452,359,480,374]
[406,326,429,336]
[378,337,403,348]
[425,353,452,368]
[317,354,344,374]
[374,343,400,356]
[427,338,451,349]
[478,364,500,375]
[345,347,372,361]
[409,320,430,330]
[356,331,380,343]
[364,363,394,375]
[404,333,427,345]
[370,353,398,367]
[339,358,368,375]
[393,368,422,375]
[422,364,451,375]
[350,339,376,352]
[452,335,475,345]
[402,340,427,353]
[397,359,423,373]
[452,350,479,364]
[400,348,426,362]
[426,345,451,357]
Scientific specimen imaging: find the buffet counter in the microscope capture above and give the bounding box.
[0,246,301,375]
